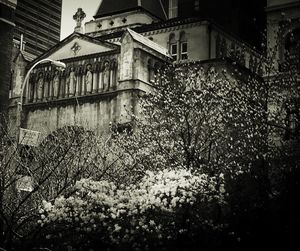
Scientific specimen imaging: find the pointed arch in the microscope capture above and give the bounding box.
[169,33,177,61]
[147,58,155,83]
[179,31,188,60]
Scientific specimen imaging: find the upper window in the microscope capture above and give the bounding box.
[169,33,177,61]
[148,59,155,83]
[180,32,188,60]
[194,0,200,11]
[284,99,300,140]
[169,0,178,19]
[283,28,300,69]
[171,44,178,61]
[181,42,188,60]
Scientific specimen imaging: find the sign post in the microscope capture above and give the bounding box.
[19,128,41,147]
[16,175,33,192]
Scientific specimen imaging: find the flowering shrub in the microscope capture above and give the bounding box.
[38,169,226,250]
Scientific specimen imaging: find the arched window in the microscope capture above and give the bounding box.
[194,0,200,11]
[154,62,161,84]
[148,59,155,83]
[180,31,188,60]
[284,99,300,140]
[284,28,300,67]
[169,33,177,61]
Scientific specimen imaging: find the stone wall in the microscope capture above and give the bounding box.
[23,89,138,136]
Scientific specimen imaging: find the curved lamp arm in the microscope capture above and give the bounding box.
[18,58,66,110]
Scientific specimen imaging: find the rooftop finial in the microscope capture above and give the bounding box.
[73,8,86,33]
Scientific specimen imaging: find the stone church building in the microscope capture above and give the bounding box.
[8,0,300,138]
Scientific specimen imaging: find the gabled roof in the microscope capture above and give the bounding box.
[94,0,167,20]
[125,28,171,58]
[29,32,119,67]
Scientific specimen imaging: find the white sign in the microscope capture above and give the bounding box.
[16,175,33,192]
[19,128,41,146]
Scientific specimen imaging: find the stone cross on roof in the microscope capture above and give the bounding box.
[73,8,86,33]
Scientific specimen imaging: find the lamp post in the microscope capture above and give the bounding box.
[13,59,66,193]
[17,58,66,144]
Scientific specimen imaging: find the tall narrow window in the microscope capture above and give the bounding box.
[284,28,300,70]
[148,59,155,83]
[194,0,200,11]
[169,0,178,19]
[285,100,300,140]
[180,32,188,60]
[169,33,177,61]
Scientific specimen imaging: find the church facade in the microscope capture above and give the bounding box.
[8,0,300,138]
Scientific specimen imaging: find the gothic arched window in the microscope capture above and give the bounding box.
[284,28,300,68]
[179,31,188,60]
[194,0,200,11]
[147,59,155,83]
[284,99,300,140]
[154,62,161,84]
[169,33,177,61]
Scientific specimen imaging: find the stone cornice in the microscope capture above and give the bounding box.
[59,50,120,64]
[22,88,144,111]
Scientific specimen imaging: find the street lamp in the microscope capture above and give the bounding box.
[14,59,66,191]
[17,58,66,144]
[18,58,66,110]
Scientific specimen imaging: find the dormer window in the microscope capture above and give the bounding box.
[169,0,178,19]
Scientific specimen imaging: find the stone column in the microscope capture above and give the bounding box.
[60,71,66,98]
[44,73,50,100]
[93,64,98,93]
[76,67,82,96]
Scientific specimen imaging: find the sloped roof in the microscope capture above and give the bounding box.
[126,28,171,58]
[94,0,167,20]
[21,51,36,62]
[28,32,119,67]
[12,50,36,65]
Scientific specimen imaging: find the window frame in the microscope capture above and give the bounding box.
[180,41,188,60]
[194,0,200,11]
[170,43,178,61]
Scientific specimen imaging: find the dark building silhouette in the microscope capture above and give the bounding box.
[172,0,267,49]
[0,0,16,122]
[14,0,62,58]
[93,0,266,49]
[94,0,168,20]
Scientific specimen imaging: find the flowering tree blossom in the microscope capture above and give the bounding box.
[39,169,225,250]
[114,62,268,179]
